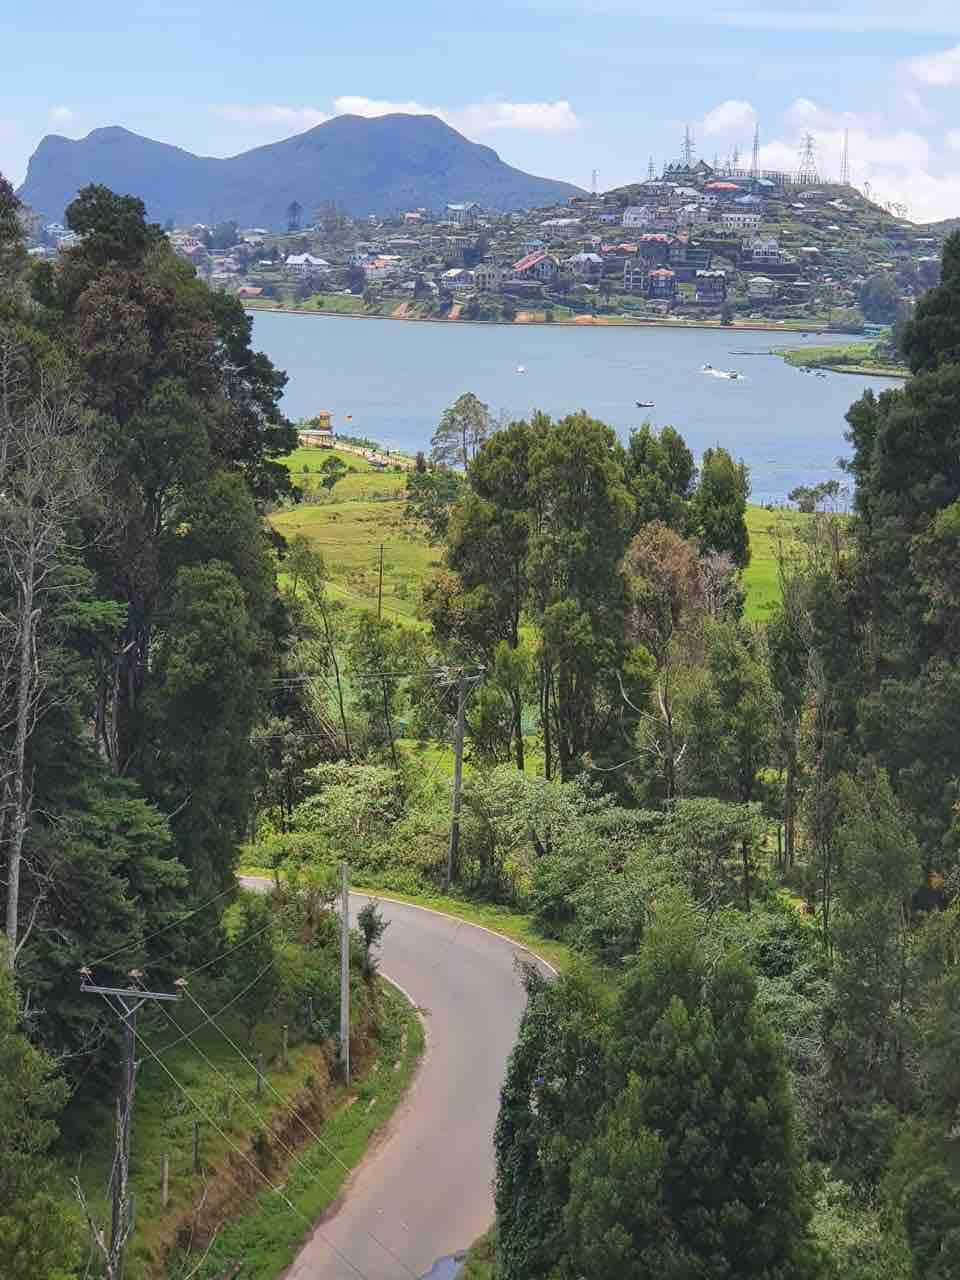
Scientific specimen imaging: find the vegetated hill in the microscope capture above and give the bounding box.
[17,115,584,226]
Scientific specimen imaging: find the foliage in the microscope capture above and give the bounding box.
[430,391,493,468]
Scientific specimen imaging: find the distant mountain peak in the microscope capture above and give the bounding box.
[18,114,584,226]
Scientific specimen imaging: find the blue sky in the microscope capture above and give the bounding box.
[3,0,960,220]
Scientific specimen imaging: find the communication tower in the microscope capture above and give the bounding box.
[591,168,599,195]
[840,129,850,186]
[731,143,741,169]
[751,122,761,179]
[681,124,695,167]
[647,155,655,181]
[863,179,873,203]
[797,133,819,183]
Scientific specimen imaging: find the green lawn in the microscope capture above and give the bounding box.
[272,494,811,625]
[270,498,434,622]
[743,506,812,620]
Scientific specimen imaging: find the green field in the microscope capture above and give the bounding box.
[742,505,813,620]
[272,487,813,625]
[283,447,408,503]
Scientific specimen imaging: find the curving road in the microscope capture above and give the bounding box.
[241,882,551,1280]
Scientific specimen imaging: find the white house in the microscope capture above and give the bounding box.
[748,275,777,299]
[512,250,559,281]
[747,236,781,263]
[719,210,762,232]
[623,260,645,292]
[567,251,604,278]
[622,205,652,229]
[446,202,482,227]
[285,253,330,274]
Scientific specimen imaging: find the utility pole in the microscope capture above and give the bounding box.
[446,670,467,891]
[340,862,350,1084]
[377,544,384,620]
[80,975,180,1280]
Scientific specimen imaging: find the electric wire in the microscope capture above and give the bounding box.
[182,921,273,978]
[86,886,235,970]
[180,986,419,1279]
[114,1002,374,1280]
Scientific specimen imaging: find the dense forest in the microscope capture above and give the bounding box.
[5,165,960,1280]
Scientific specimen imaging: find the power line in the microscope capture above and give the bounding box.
[182,922,273,979]
[121,1014,374,1280]
[86,886,236,970]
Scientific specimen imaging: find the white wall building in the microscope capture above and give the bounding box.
[720,210,762,232]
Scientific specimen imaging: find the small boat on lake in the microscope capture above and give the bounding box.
[701,364,743,381]
[636,400,655,408]
[516,365,526,374]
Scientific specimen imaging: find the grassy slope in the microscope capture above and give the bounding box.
[272,477,812,626]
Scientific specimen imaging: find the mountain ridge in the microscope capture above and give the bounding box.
[17,114,584,226]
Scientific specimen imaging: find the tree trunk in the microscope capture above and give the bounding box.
[541,658,552,782]
[511,688,525,773]
[5,572,37,968]
[784,751,797,868]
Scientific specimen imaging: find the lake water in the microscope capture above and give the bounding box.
[251,312,902,503]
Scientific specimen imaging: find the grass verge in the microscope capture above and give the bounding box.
[239,872,573,974]
[180,980,423,1279]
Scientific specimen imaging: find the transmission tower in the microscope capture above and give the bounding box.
[840,129,850,186]
[751,122,761,179]
[681,124,695,167]
[647,155,655,181]
[863,179,873,203]
[731,143,741,170]
[591,168,599,195]
[797,133,819,183]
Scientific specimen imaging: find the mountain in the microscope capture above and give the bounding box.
[17,115,584,226]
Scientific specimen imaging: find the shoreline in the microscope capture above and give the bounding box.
[242,300,846,338]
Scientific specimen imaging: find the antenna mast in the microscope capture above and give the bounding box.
[681,124,695,167]
[751,122,761,179]
[840,128,850,186]
[591,167,599,195]
[797,133,819,183]
[647,155,655,181]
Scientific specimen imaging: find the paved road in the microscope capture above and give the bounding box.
[241,882,550,1280]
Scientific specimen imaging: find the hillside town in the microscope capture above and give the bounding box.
[20,141,944,330]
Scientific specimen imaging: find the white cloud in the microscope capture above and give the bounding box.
[49,106,73,125]
[904,43,960,86]
[701,99,757,137]
[946,129,960,152]
[333,95,579,134]
[214,104,330,129]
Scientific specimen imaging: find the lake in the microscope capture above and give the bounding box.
[251,312,902,504]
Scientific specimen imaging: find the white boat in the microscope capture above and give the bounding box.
[516,365,526,374]
[701,364,743,381]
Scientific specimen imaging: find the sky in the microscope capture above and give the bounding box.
[3,0,960,222]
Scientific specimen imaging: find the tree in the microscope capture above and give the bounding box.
[286,200,303,232]
[0,960,82,1278]
[900,232,960,375]
[859,273,900,324]
[356,899,389,976]
[404,467,463,543]
[0,358,103,968]
[624,423,695,531]
[430,392,492,468]
[318,453,348,493]
[691,446,751,568]
[345,265,365,294]
[222,894,280,1043]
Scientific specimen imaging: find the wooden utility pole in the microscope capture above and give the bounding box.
[339,862,350,1084]
[446,671,467,891]
[80,979,180,1279]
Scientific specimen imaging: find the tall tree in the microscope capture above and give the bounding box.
[430,392,492,468]
[691,446,751,568]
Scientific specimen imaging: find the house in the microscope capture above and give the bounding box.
[298,411,335,448]
[646,267,677,299]
[363,256,402,281]
[746,236,780,263]
[568,251,604,279]
[440,267,475,291]
[695,270,726,303]
[520,237,546,255]
[719,210,762,233]
[473,262,505,291]
[402,211,425,224]
[512,251,559,282]
[622,205,652,229]
[285,253,330,274]
[235,286,264,299]
[623,260,646,292]
[447,202,482,227]
[748,275,777,299]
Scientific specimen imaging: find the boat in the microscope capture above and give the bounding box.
[701,364,743,381]
[636,400,655,408]
[516,365,526,374]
